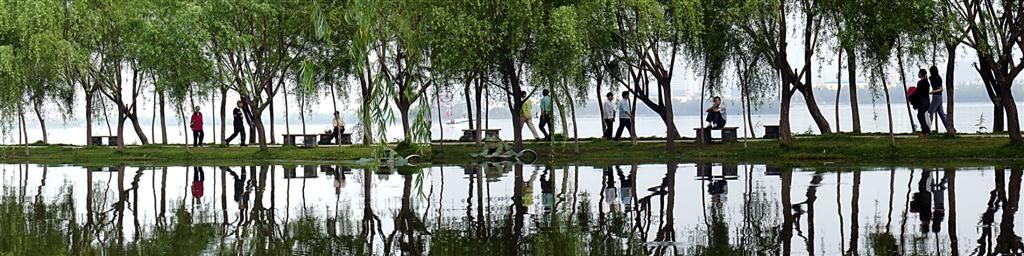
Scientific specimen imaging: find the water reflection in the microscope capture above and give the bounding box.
[1,163,1023,255]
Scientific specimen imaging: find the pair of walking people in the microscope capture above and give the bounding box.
[908,66,950,136]
[601,91,636,140]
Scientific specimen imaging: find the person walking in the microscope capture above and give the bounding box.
[615,91,634,140]
[224,101,246,147]
[539,89,554,141]
[909,69,932,136]
[602,92,616,139]
[190,106,205,147]
[928,66,950,132]
[705,96,727,129]
[520,91,541,139]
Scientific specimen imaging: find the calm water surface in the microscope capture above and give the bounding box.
[1,163,1022,255]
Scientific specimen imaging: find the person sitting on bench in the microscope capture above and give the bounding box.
[705,96,726,129]
[330,111,345,141]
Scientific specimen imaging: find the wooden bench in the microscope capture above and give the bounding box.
[282,134,319,148]
[694,127,738,144]
[762,125,780,139]
[459,129,500,142]
[89,135,120,146]
[318,133,353,145]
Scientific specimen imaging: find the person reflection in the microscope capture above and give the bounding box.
[909,169,933,233]
[541,168,554,212]
[223,166,250,210]
[617,165,633,212]
[603,166,620,212]
[332,166,347,196]
[192,166,205,202]
[930,170,948,234]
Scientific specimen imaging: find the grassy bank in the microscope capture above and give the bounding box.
[1,135,1023,167]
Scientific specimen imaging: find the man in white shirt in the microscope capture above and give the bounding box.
[602,92,616,139]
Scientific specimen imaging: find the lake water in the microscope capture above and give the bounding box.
[1,163,1021,255]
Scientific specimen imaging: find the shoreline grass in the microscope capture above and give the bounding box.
[1,134,1022,167]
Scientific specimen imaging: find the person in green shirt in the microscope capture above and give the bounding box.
[539,89,554,140]
[520,90,540,139]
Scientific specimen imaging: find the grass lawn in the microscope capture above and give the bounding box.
[1,134,1022,167]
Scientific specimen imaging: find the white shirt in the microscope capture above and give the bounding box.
[602,101,616,119]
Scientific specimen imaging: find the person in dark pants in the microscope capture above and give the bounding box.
[190,106,204,147]
[928,66,949,132]
[909,69,932,136]
[330,111,346,143]
[224,101,247,146]
[615,91,634,140]
[705,96,726,129]
[538,89,554,141]
[602,92,616,139]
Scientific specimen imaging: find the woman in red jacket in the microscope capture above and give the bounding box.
[190,106,204,147]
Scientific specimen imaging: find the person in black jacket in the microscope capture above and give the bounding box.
[224,101,247,146]
[909,69,932,136]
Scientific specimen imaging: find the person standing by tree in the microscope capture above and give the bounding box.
[909,69,932,137]
[539,89,554,141]
[615,91,634,141]
[190,106,205,147]
[224,101,246,147]
[602,92,616,139]
[928,66,949,133]
[520,91,541,139]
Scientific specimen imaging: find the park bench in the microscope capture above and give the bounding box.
[762,125,780,139]
[694,127,738,144]
[282,134,319,148]
[284,165,319,179]
[318,133,353,145]
[459,128,500,142]
[89,135,120,146]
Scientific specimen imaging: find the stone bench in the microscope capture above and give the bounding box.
[89,136,120,146]
[459,129,500,142]
[318,133,353,145]
[694,127,738,144]
[762,125,780,139]
[282,134,319,148]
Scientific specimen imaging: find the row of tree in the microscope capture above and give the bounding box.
[1,0,1021,152]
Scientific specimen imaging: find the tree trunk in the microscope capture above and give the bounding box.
[596,78,606,134]
[796,86,832,134]
[86,91,94,144]
[780,84,794,146]
[283,84,291,136]
[999,86,1021,142]
[399,104,411,142]
[159,92,167,144]
[269,93,276,144]
[32,99,47,144]
[116,113,127,150]
[896,45,916,132]
[19,106,28,145]
[210,94,216,143]
[251,106,269,150]
[835,49,842,133]
[474,77,483,145]
[745,88,755,138]
[629,90,638,144]
[220,88,227,144]
[464,77,474,130]
[300,92,307,134]
[435,86,444,144]
[880,68,896,146]
[944,45,957,133]
[661,79,678,151]
[151,89,157,143]
[562,81,579,153]
[128,112,149,145]
[554,94,568,140]
[847,49,861,133]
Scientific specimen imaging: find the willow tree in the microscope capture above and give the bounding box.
[611,0,702,151]
[731,0,833,145]
[955,0,1024,142]
[931,0,966,134]
[536,5,588,151]
[1,0,77,144]
[203,0,311,150]
[429,0,494,145]
[851,0,933,145]
[580,0,626,142]
[375,0,434,143]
